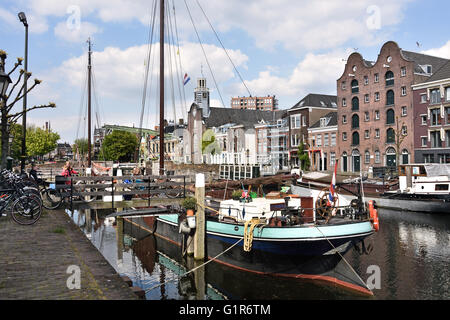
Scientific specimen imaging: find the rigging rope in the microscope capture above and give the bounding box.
[195,0,252,97]
[183,0,226,108]
[171,1,188,121]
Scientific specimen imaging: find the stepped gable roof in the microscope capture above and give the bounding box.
[401,50,450,74]
[290,93,337,110]
[309,111,338,129]
[425,60,450,82]
[203,106,287,129]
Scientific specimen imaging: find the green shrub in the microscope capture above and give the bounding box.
[231,190,242,200]
[181,197,197,210]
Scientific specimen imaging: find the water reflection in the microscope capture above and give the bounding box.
[68,208,450,300]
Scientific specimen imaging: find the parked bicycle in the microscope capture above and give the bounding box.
[39,175,96,210]
[0,170,42,225]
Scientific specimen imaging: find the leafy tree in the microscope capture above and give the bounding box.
[99,130,138,162]
[73,138,89,161]
[201,129,221,156]
[26,125,60,158]
[297,142,310,171]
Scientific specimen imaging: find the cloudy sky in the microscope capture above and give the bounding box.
[1,0,450,143]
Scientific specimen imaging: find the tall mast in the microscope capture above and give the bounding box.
[159,0,165,175]
[87,38,92,168]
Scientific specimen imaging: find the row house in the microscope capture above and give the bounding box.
[287,93,337,169]
[307,112,338,171]
[337,41,449,173]
[412,60,450,164]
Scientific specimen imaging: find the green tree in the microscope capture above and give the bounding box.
[73,138,89,161]
[26,126,60,158]
[99,130,138,162]
[297,142,310,171]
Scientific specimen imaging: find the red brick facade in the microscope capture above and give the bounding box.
[337,41,426,172]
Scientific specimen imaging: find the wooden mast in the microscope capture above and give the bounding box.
[87,38,92,168]
[159,0,165,175]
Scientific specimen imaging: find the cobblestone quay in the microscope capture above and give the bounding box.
[0,209,137,300]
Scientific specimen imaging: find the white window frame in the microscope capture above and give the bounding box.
[401,86,407,96]
[375,129,380,138]
[420,94,427,103]
[421,136,428,147]
[375,110,380,120]
[291,115,301,129]
[401,106,407,116]
[375,92,380,101]
[421,114,427,125]
[401,67,407,77]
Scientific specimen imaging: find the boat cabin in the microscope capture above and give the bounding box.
[398,164,450,194]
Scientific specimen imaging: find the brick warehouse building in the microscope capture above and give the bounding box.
[337,41,449,173]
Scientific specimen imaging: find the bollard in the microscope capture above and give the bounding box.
[194,173,205,261]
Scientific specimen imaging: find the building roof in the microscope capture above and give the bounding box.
[290,93,337,110]
[401,50,450,75]
[425,60,450,82]
[309,111,338,129]
[199,105,287,129]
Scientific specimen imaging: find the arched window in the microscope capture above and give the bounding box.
[386,109,395,124]
[352,132,360,146]
[352,114,359,129]
[375,150,381,163]
[385,71,394,86]
[386,128,395,143]
[352,97,359,111]
[402,149,409,165]
[386,90,395,105]
[351,80,359,94]
[364,150,370,164]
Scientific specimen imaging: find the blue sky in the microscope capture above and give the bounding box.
[1,0,450,143]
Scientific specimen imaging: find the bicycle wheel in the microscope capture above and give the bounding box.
[41,188,63,210]
[75,180,96,203]
[11,194,42,225]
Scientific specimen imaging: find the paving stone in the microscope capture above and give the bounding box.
[0,209,137,300]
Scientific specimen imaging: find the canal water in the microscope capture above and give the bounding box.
[67,208,450,300]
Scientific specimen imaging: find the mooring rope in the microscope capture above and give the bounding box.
[312,224,372,293]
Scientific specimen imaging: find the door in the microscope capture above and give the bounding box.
[387,155,396,167]
[353,156,361,172]
[343,155,348,172]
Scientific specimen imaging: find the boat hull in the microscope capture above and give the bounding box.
[154,214,374,277]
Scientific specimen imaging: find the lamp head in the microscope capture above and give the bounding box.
[18,12,28,26]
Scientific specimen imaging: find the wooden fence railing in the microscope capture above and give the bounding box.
[54,175,187,211]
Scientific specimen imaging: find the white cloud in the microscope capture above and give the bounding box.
[20,0,411,51]
[54,21,102,43]
[233,49,351,107]
[421,40,450,59]
[47,41,248,99]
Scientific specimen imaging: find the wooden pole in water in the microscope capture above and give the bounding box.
[194,173,205,260]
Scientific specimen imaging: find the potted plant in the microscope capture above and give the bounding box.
[181,197,197,229]
[231,190,241,201]
[181,197,197,216]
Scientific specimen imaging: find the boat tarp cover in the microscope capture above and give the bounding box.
[424,164,450,178]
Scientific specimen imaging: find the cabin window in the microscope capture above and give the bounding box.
[435,184,449,191]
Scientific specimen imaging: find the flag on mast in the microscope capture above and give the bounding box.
[327,160,339,206]
[183,73,191,86]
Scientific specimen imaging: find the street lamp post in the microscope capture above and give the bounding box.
[18,11,28,173]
